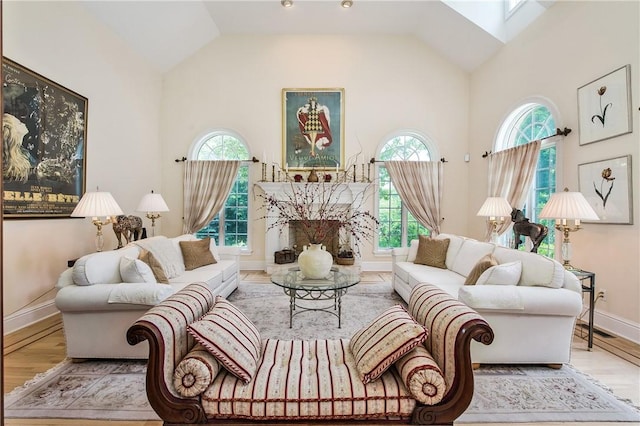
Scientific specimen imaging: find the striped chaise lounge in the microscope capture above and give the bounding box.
[127,282,493,425]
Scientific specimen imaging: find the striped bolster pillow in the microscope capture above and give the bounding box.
[350,304,428,384]
[188,297,262,384]
[173,344,220,397]
[395,344,446,405]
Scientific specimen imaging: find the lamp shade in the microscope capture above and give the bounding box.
[477,197,512,217]
[136,191,169,213]
[71,191,123,218]
[539,189,599,220]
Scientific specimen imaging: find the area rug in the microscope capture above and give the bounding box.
[5,281,640,423]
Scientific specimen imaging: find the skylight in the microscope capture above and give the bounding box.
[505,0,526,18]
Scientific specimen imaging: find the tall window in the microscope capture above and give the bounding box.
[496,103,557,258]
[376,133,435,250]
[190,131,250,249]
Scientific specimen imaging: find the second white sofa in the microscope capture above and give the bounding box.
[392,233,583,366]
[55,234,240,359]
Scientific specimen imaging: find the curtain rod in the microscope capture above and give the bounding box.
[482,127,571,158]
[175,156,260,163]
[368,157,448,164]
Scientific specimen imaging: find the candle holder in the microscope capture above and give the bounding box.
[272,165,275,182]
[261,163,267,182]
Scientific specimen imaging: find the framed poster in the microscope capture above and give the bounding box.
[577,64,632,145]
[282,88,344,170]
[2,57,87,218]
[578,155,633,224]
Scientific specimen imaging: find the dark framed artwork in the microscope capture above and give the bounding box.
[577,64,632,145]
[2,57,87,218]
[578,155,633,224]
[282,88,344,171]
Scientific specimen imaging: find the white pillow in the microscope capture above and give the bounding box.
[208,236,221,262]
[476,261,522,286]
[119,256,156,283]
[406,239,419,262]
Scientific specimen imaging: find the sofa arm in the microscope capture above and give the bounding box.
[218,246,240,262]
[562,270,582,293]
[56,268,74,289]
[391,247,409,264]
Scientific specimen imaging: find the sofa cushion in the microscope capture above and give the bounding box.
[188,297,261,384]
[180,238,216,271]
[464,254,498,285]
[414,235,449,269]
[350,304,428,384]
[139,250,169,283]
[449,239,495,277]
[458,285,525,311]
[394,261,465,298]
[493,246,564,289]
[435,233,466,271]
[173,344,220,398]
[72,246,140,286]
[119,256,156,283]
[107,282,175,305]
[134,236,185,279]
[395,344,446,405]
[476,261,522,286]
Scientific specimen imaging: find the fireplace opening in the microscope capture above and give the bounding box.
[289,220,340,259]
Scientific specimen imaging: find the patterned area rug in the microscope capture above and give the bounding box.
[5,281,640,422]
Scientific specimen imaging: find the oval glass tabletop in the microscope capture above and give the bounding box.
[271,266,360,291]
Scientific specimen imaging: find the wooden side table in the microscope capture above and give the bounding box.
[571,268,596,350]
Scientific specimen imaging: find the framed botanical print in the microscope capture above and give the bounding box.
[578,155,633,224]
[2,57,88,218]
[282,88,344,171]
[577,65,632,145]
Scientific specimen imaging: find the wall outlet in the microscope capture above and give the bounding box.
[598,289,606,302]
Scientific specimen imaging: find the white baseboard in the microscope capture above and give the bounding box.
[594,309,640,344]
[3,300,59,335]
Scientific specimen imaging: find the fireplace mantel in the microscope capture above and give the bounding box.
[256,181,371,271]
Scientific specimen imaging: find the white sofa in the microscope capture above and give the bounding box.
[55,234,240,359]
[392,233,583,366]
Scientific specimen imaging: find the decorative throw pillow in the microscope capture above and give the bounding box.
[413,235,449,269]
[209,236,221,262]
[119,256,156,283]
[349,304,428,384]
[476,260,522,286]
[138,249,169,284]
[188,296,262,384]
[464,254,498,285]
[173,344,220,398]
[180,238,216,271]
[394,344,446,405]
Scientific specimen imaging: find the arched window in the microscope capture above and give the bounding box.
[496,102,558,257]
[189,130,250,249]
[376,132,437,250]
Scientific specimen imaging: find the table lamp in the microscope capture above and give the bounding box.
[136,190,169,237]
[477,197,512,243]
[71,189,123,252]
[539,188,599,269]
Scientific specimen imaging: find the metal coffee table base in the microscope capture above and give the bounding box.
[284,287,349,328]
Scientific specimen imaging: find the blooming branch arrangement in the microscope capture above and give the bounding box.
[594,167,615,209]
[257,168,379,257]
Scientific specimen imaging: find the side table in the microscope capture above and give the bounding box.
[570,268,595,351]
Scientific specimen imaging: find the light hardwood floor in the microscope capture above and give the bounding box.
[4,272,640,426]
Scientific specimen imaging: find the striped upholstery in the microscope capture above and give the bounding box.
[408,283,487,397]
[201,338,417,421]
[173,344,220,397]
[395,344,446,405]
[134,282,215,398]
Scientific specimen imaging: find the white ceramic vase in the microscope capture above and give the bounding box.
[297,243,333,279]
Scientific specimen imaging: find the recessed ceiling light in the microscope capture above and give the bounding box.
[281,0,293,7]
[341,0,353,8]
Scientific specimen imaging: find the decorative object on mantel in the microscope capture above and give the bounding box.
[293,174,303,182]
[539,188,599,270]
[136,190,170,237]
[510,208,548,253]
[307,168,319,182]
[71,188,124,252]
[476,197,511,243]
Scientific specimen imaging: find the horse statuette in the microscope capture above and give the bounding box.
[112,215,144,249]
[510,208,548,253]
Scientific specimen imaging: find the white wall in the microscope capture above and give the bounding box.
[469,1,640,340]
[3,1,163,332]
[159,34,471,268]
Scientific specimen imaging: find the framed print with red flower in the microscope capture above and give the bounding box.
[578,155,632,224]
[577,65,632,146]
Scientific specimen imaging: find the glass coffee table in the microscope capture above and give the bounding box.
[270,266,360,328]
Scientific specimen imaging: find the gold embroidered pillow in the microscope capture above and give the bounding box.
[464,254,498,285]
[188,297,261,384]
[179,237,216,271]
[413,235,450,269]
[349,304,428,384]
[138,249,169,283]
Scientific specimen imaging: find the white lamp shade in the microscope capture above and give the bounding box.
[71,191,123,218]
[539,189,599,221]
[136,192,169,213]
[477,197,512,217]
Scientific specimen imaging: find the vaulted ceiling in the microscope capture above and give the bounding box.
[80,0,555,73]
